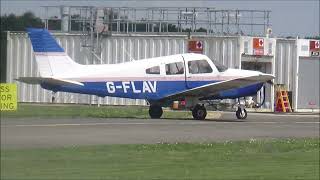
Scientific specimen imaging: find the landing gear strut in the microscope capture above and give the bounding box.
[149,105,163,119]
[192,104,207,120]
[236,107,247,119]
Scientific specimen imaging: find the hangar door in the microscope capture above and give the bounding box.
[241,60,272,109]
[298,57,319,109]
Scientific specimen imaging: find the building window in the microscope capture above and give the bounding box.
[165,62,184,75]
[301,45,309,51]
[188,60,213,74]
[268,42,273,54]
[146,66,160,74]
[244,41,249,54]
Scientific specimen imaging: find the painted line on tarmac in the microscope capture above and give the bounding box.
[296,122,320,124]
[249,113,319,118]
[4,122,208,127]
[3,121,319,128]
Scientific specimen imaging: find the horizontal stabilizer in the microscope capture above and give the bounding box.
[16,77,84,86]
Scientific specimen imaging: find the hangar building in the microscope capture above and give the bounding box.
[1,7,319,112]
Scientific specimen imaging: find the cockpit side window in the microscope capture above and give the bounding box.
[212,60,228,72]
[188,60,213,74]
[146,66,160,74]
[165,62,184,75]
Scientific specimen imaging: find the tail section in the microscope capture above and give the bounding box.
[27,28,81,77]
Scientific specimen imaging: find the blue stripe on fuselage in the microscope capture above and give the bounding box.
[41,81,264,101]
[209,83,264,99]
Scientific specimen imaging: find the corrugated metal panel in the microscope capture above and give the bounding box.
[298,57,320,109]
[275,39,297,92]
[196,36,241,69]
[6,32,241,105]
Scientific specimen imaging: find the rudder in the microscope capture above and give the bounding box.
[27,28,81,77]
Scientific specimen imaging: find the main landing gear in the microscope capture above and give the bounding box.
[191,102,248,120]
[148,101,247,120]
[148,103,208,120]
[192,104,207,120]
[149,104,163,119]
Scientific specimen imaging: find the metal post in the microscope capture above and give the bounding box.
[61,6,70,32]
[271,39,276,112]
[293,36,300,111]
[89,7,95,105]
[251,11,253,35]
[45,6,48,29]
[221,10,224,34]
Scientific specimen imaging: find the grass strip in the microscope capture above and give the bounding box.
[1,104,191,119]
[1,138,319,180]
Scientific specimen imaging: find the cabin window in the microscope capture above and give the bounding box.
[188,60,213,74]
[146,66,160,74]
[165,62,184,75]
[212,60,228,72]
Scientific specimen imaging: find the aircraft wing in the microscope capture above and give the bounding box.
[163,74,274,99]
[16,77,84,86]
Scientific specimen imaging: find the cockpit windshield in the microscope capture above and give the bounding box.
[211,60,228,72]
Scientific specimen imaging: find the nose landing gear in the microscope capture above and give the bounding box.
[235,98,248,120]
[236,107,247,119]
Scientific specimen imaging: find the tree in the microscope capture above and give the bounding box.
[305,36,320,40]
[0,12,44,32]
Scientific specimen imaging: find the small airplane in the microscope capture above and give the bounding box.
[17,28,274,120]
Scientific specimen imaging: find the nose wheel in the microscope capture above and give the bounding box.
[192,104,207,120]
[149,105,163,119]
[236,107,247,119]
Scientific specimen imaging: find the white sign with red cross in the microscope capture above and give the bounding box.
[253,38,264,55]
[315,41,319,49]
[196,41,203,49]
[258,39,264,47]
[310,40,320,57]
[188,40,204,53]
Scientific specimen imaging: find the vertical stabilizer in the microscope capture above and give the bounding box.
[27,28,81,77]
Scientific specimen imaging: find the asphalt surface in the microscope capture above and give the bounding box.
[1,112,319,149]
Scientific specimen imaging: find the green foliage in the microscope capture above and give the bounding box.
[0,12,210,33]
[1,138,319,179]
[0,12,44,32]
[305,36,320,40]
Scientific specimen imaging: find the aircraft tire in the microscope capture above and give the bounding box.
[192,104,207,120]
[236,108,247,119]
[149,105,163,119]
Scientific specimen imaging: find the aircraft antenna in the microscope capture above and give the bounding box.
[123,48,135,61]
[91,51,103,63]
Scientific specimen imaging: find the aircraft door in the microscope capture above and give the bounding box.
[184,58,214,89]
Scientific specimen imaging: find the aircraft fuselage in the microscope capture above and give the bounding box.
[41,79,264,101]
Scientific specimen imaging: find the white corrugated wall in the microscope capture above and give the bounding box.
[275,39,299,110]
[6,32,240,105]
[275,39,297,91]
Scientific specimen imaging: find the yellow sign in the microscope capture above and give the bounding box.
[0,83,17,111]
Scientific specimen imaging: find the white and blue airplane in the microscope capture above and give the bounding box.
[17,28,274,120]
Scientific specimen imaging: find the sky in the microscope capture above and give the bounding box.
[0,0,319,37]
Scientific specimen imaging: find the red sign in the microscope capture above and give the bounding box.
[310,40,320,57]
[310,40,320,50]
[188,40,203,53]
[253,38,264,55]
